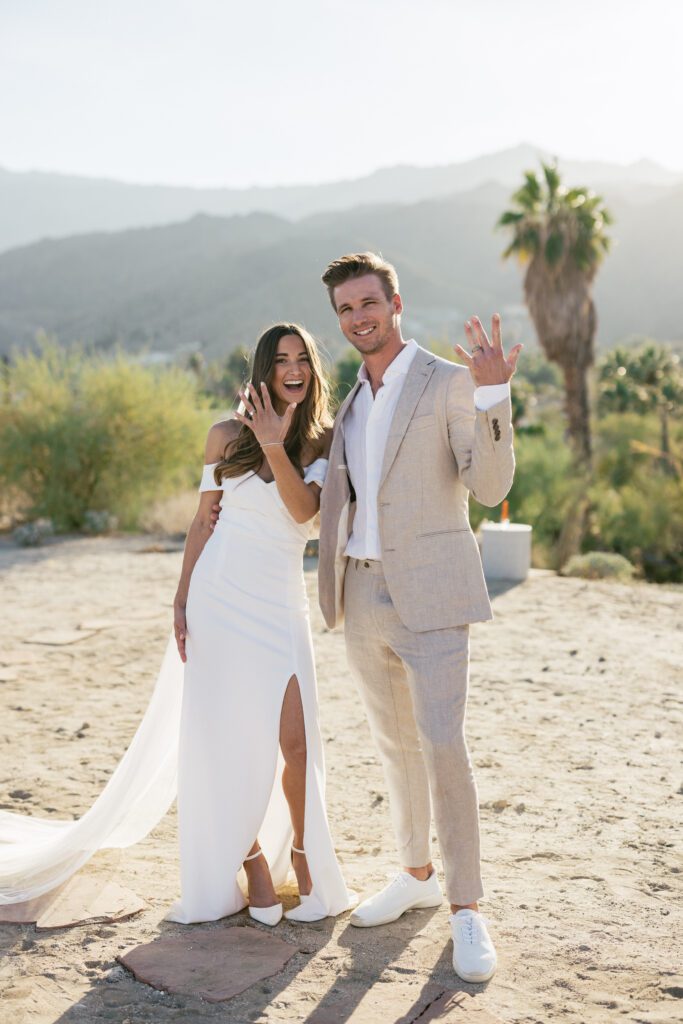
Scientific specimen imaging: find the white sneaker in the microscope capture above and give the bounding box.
[450,909,497,982]
[350,871,443,928]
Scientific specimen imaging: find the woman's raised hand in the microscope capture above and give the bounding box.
[235,382,296,448]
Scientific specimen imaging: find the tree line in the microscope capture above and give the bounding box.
[0,162,681,580]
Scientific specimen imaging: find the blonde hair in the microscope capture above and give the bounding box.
[321,251,399,310]
[214,323,332,484]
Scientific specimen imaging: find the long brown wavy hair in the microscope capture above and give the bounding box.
[214,323,332,484]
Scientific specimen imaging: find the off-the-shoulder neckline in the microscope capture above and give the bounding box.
[205,457,327,486]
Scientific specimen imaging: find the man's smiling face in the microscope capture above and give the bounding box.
[333,273,403,355]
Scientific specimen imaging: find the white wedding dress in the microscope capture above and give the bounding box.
[0,459,353,924]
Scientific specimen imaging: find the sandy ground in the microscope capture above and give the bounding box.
[0,535,681,1024]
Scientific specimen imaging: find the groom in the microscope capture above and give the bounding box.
[317,252,520,983]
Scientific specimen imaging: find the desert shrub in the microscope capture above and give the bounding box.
[469,411,683,580]
[585,412,683,582]
[0,345,212,530]
[82,509,119,534]
[562,551,635,581]
[13,518,54,547]
[593,412,661,488]
[587,468,683,583]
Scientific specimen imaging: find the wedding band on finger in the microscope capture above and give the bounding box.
[472,344,484,353]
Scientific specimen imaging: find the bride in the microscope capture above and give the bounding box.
[0,323,354,927]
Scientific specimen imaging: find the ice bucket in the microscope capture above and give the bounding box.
[480,521,532,582]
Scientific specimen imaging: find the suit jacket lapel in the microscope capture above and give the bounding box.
[335,380,362,440]
[379,347,436,488]
[325,379,361,499]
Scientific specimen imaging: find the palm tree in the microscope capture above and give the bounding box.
[498,162,612,462]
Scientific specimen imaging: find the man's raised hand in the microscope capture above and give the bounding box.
[454,314,522,387]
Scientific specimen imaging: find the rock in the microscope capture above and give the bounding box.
[105,966,127,984]
[118,926,299,1003]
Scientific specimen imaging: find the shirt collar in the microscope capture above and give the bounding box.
[357,339,418,385]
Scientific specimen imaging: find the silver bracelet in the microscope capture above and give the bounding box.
[261,441,284,448]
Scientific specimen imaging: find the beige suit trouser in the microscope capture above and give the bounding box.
[343,558,484,906]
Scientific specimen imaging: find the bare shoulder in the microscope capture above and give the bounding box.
[204,418,241,462]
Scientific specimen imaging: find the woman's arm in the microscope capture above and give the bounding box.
[173,421,237,662]
[236,384,332,525]
[263,423,334,523]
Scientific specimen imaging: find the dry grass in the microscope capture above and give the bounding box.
[139,489,197,536]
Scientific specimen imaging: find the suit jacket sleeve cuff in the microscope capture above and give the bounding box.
[474,382,510,412]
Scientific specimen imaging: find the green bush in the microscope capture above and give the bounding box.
[587,468,683,583]
[470,412,683,580]
[471,425,575,565]
[584,413,683,582]
[0,345,211,530]
[562,552,636,581]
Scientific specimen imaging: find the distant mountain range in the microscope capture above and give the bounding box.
[2,142,681,253]
[2,172,682,360]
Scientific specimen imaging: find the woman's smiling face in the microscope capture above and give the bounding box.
[269,333,313,412]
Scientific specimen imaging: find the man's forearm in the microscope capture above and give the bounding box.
[449,394,515,508]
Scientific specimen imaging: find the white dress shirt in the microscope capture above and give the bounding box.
[344,340,509,560]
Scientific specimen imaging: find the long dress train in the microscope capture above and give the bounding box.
[0,458,353,923]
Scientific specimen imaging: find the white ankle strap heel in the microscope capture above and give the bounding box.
[244,848,283,926]
[285,845,326,923]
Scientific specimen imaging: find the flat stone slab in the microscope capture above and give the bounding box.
[119,926,299,1003]
[0,877,145,928]
[23,629,97,646]
[309,986,504,1024]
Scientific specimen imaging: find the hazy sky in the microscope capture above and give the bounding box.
[2,0,682,187]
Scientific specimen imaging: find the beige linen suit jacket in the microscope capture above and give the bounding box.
[318,345,515,633]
